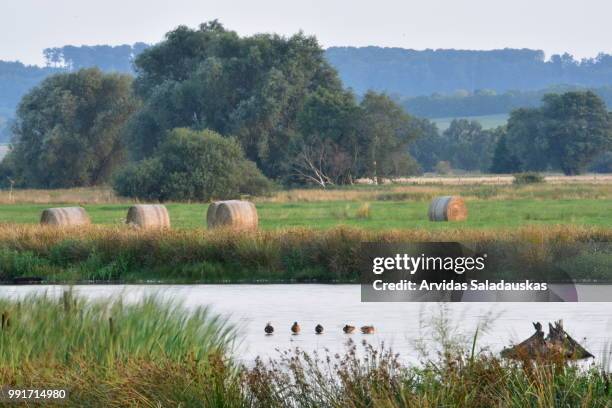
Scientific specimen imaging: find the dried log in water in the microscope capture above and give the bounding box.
[501,320,594,360]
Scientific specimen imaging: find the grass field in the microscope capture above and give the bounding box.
[0,182,610,230]
[0,182,609,283]
[0,199,610,230]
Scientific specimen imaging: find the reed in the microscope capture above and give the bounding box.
[0,292,241,406]
[244,340,610,408]
[0,291,236,367]
[0,224,609,283]
[0,294,609,407]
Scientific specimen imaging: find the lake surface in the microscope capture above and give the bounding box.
[1,284,610,363]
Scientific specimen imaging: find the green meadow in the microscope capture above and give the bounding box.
[0,199,610,230]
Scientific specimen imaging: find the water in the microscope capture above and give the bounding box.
[0,284,610,363]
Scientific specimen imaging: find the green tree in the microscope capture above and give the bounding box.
[126,21,345,180]
[505,108,549,171]
[408,118,443,173]
[113,128,272,201]
[5,68,138,188]
[490,130,521,173]
[288,88,361,186]
[541,91,612,175]
[441,119,500,172]
[491,91,612,174]
[588,151,612,173]
[358,92,420,183]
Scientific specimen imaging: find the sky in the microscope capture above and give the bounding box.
[2,0,612,66]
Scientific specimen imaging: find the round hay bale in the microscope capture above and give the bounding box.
[206,200,258,230]
[428,196,467,222]
[126,204,170,229]
[40,207,91,226]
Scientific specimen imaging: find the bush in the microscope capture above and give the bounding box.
[513,172,545,185]
[587,151,612,173]
[113,128,272,201]
[435,161,452,175]
[0,150,20,188]
[112,158,164,201]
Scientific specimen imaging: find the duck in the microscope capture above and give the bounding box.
[360,325,375,334]
[315,324,324,334]
[291,321,301,334]
[264,322,274,334]
[343,324,356,334]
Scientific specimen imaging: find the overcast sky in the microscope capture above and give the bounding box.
[2,0,612,66]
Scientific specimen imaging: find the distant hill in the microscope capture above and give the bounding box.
[326,47,612,96]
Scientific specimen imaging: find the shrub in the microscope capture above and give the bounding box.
[113,128,272,201]
[513,172,545,185]
[113,158,164,201]
[588,151,612,173]
[435,160,452,175]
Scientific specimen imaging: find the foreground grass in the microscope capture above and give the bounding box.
[0,225,609,283]
[0,294,609,407]
[0,293,239,406]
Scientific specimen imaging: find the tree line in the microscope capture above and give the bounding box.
[43,43,149,72]
[326,47,612,97]
[410,91,612,175]
[399,85,612,118]
[0,22,610,201]
[5,41,612,142]
[0,22,419,200]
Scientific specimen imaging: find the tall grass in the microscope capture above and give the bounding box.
[0,294,609,406]
[0,180,610,204]
[0,224,609,283]
[244,340,610,408]
[0,292,241,406]
[0,291,236,367]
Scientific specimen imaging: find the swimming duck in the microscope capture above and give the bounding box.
[343,324,356,334]
[291,321,301,334]
[360,325,375,334]
[264,322,274,334]
[315,324,324,334]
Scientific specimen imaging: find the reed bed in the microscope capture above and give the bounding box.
[0,294,609,406]
[0,224,609,283]
[0,293,239,406]
[244,339,611,408]
[0,292,236,366]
